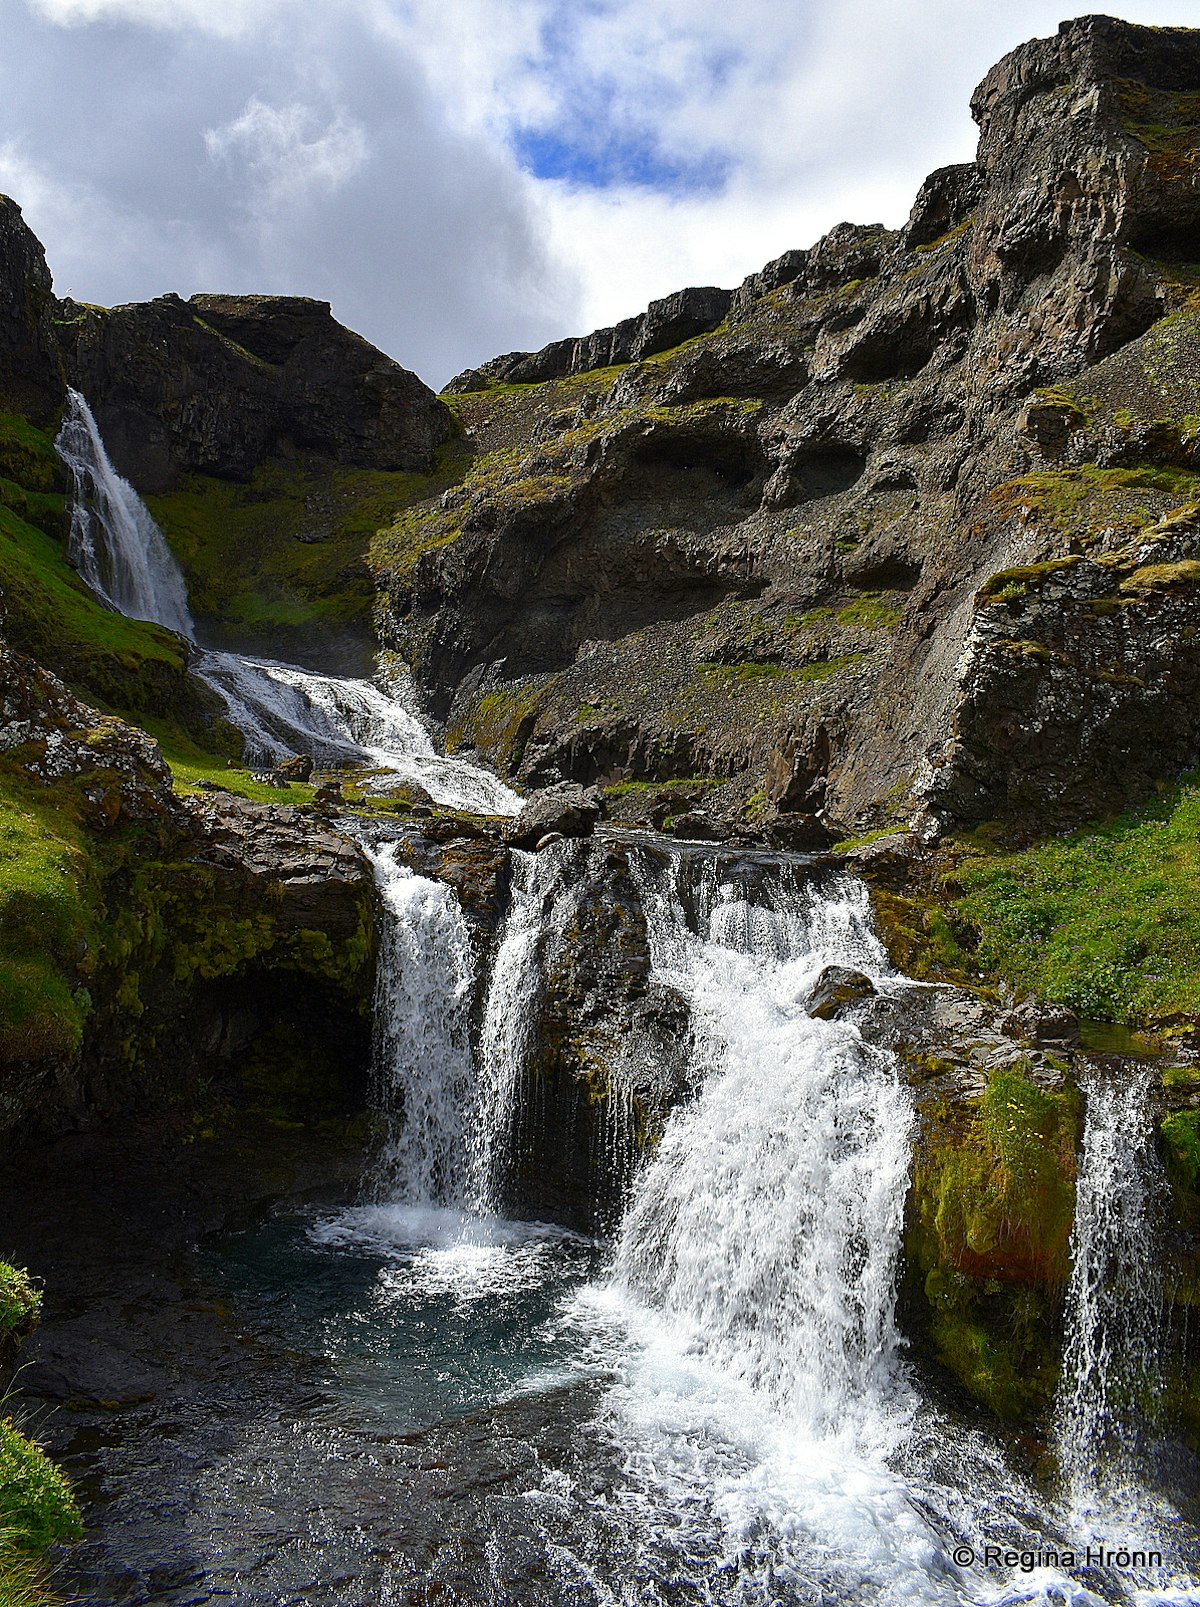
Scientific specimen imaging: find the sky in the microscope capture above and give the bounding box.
[0,0,1191,389]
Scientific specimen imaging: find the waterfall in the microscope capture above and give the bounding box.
[192,649,519,814]
[54,391,520,816]
[55,388,194,637]
[1056,1063,1168,1532]
[362,838,477,1207]
[465,843,588,1215]
[610,853,912,1428]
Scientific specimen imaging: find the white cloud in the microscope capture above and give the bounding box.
[24,0,281,36]
[4,0,1191,384]
[205,99,371,214]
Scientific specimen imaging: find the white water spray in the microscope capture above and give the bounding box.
[56,389,194,637]
[193,650,519,814]
[610,856,912,1426]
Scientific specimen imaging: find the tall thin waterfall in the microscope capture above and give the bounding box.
[466,844,585,1215]
[363,838,477,1206]
[55,388,194,637]
[611,853,913,1431]
[357,838,582,1217]
[1056,1063,1167,1528]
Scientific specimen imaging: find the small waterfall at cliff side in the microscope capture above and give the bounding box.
[56,388,194,636]
[360,838,477,1210]
[54,391,519,816]
[1055,1065,1176,1552]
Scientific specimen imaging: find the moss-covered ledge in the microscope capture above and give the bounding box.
[903,1063,1080,1421]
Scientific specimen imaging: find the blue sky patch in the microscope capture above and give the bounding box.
[511,123,731,192]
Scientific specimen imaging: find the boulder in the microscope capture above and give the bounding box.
[806,966,877,1020]
[274,754,314,784]
[503,783,603,849]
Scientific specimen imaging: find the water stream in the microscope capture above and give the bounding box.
[46,397,1200,1604]
[55,388,519,815]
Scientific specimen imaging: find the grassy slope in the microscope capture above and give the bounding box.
[147,443,473,660]
[953,777,1200,1025]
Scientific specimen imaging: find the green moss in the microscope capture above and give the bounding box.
[445,680,553,772]
[1162,1110,1200,1191]
[0,1268,38,1350]
[0,779,97,1062]
[835,594,901,630]
[908,1067,1079,1419]
[0,415,60,495]
[0,1419,81,1555]
[796,653,863,681]
[699,661,788,682]
[149,445,471,652]
[989,464,1200,533]
[954,776,1200,1025]
[921,1268,1060,1421]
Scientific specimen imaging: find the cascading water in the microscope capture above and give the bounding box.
[56,389,194,636]
[361,837,477,1208]
[467,843,587,1215]
[51,393,1200,1606]
[192,649,519,813]
[1056,1064,1171,1541]
[611,856,911,1424]
[54,390,520,816]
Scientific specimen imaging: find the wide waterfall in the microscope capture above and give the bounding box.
[612,854,909,1423]
[56,389,194,637]
[54,390,520,816]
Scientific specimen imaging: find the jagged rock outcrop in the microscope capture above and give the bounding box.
[56,292,452,491]
[0,197,62,422]
[503,782,603,848]
[374,16,1200,840]
[446,286,733,391]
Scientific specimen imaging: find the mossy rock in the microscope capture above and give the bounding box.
[906,1065,1080,1421]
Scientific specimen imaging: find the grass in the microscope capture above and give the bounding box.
[147,445,471,650]
[0,1536,62,1607]
[0,1269,37,1348]
[0,780,96,1062]
[0,1419,81,1556]
[954,775,1200,1023]
[836,594,901,630]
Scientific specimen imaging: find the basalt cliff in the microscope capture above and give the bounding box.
[0,13,1199,1451]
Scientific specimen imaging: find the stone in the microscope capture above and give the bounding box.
[0,195,62,421]
[503,783,603,849]
[274,754,314,783]
[806,966,877,1020]
[371,17,1200,843]
[55,291,451,491]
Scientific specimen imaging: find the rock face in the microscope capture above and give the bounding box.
[374,17,1200,840]
[446,286,734,391]
[502,782,603,849]
[0,196,63,421]
[56,292,451,491]
[0,634,375,1146]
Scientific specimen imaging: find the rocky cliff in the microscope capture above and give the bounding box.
[371,15,1200,845]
